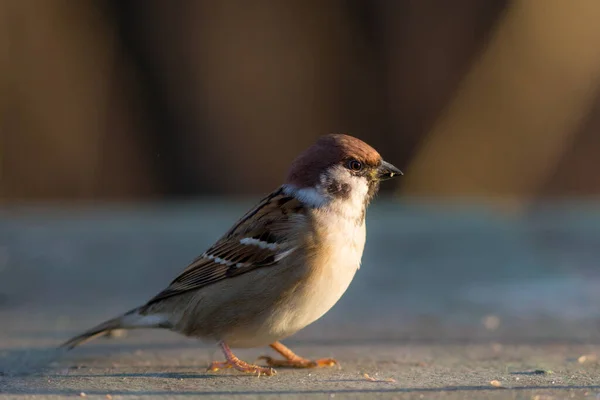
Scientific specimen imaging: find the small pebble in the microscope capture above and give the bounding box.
[482,315,501,331]
[363,373,396,383]
[106,329,128,338]
[578,354,597,363]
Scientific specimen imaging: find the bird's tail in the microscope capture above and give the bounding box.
[59,307,170,350]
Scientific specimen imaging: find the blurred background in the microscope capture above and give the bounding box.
[4,0,600,352]
[3,0,600,203]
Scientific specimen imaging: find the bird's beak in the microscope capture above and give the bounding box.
[377,160,403,180]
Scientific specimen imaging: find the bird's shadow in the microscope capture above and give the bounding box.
[52,371,215,379]
[0,340,210,377]
[3,344,600,396]
[0,346,65,377]
[3,385,600,397]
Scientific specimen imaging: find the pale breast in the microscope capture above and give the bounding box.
[170,196,369,348]
[268,210,366,339]
[305,218,366,319]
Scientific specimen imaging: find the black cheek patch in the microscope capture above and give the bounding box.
[326,182,351,199]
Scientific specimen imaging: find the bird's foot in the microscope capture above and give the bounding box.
[258,355,338,369]
[209,341,277,376]
[207,359,276,376]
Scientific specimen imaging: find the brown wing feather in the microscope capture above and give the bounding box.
[145,188,305,304]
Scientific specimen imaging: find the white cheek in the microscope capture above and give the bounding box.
[283,166,370,221]
[322,167,369,220]
[282,185,327,207]
[347,176,369,210]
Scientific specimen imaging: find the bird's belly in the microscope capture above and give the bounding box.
[226,265,359,347]
[287,254,360,331]
[282,279,354,337]
[226,241,362,348]
[188,217,366,348]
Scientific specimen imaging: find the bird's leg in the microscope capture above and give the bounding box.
[207,341,276,376]
[258,341,338,368]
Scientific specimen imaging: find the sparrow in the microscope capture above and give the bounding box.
[60,134,402,376]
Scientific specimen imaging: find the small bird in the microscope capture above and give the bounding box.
[60,134,402,376]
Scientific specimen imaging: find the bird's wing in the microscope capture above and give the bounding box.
[145,187,306,304]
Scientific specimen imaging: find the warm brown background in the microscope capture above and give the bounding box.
[2,0,600,203]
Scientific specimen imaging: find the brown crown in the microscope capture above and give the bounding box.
[286,134,382,188]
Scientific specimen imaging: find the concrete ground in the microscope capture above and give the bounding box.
[3,200,600,399]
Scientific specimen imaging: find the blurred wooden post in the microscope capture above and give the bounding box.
[149,0,354,194]
[378,0,506,171]
[0,0,9,194]
[400,0,600,204]
[0,0,154,202]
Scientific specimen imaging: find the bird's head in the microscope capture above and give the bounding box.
[284,134,402,213]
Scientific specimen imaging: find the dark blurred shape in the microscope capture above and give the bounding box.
[0,0,157,201]
[509,370,548,375]
[401,0,600,205]
[2,0,600,202]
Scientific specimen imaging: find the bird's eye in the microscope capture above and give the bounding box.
[346,159,363,171]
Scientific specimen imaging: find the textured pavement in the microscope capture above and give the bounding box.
[3,199,600,399]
